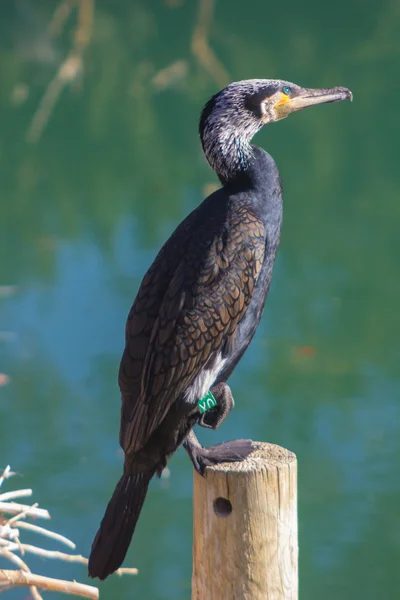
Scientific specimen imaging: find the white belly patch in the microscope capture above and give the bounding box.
[184,353,226,404]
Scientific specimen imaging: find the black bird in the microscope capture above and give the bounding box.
[88,79,351,579]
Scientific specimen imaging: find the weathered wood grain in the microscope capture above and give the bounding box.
[192,442,298,600]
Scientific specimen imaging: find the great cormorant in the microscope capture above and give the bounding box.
[88,79,351,579]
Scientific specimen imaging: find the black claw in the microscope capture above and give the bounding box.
[187,449,209,476]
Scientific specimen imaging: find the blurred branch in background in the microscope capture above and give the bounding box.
[151,59,189,91]
[26,0,94,143]
[47,0,75,38]
[0,286,16,390]
[191,0,229,87]
[0,465,137,599]
[26,0,229,141]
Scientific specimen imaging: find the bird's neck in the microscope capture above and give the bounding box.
[202,129,254,184]
[224,145,282,222]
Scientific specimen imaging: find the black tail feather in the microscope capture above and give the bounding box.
[88,471,153,580]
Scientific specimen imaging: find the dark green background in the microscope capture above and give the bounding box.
[1,1,399,598]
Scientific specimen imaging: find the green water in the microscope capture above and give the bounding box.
[1,1,399,598]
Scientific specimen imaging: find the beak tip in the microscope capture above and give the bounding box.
[342,87,353,102]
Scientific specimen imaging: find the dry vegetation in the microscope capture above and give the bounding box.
[0,465,137,599]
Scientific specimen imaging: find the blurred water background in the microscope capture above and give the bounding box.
[1,0,399,598]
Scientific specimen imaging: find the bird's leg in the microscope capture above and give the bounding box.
[198,382,234,430]
[183,430,208,474]
[183,430,254,476]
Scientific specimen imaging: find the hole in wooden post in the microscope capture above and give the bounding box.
[213,497,232,517]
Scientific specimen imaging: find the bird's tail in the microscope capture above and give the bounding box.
[88,471,153,580]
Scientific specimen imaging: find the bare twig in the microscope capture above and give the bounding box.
[0,489,33,502]
[74,0,94,51]
[0,464,137,597]
[14,521,76,549]
[0,467,13,489]
[26,53,83,143]
[151,60,189,90]
[0,525,19,541]
[0,550,43,599]
[1,549,30,571]
[0,570,98,599]
[191,0,229,87]
[0,502,50,520]
[30,585,45,600]
[115,567,139,576]
[48,0,76,37]
[27,0,94,143]
[2,542,87,564]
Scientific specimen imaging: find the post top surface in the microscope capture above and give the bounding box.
[205,441,296,474]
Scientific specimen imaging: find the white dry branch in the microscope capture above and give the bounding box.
[0,465,138,599]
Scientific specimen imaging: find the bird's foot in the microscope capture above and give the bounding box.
[184,431,254,476]
[198,382,234,430]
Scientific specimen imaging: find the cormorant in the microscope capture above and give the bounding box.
[88,79,351,579]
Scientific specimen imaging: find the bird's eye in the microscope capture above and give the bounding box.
[282,86,291,95]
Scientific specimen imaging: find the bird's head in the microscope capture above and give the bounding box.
[199,79,352,183]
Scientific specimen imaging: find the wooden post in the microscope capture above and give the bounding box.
[192,442,298,600]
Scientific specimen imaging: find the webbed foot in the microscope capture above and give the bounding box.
[183,431,254,476]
